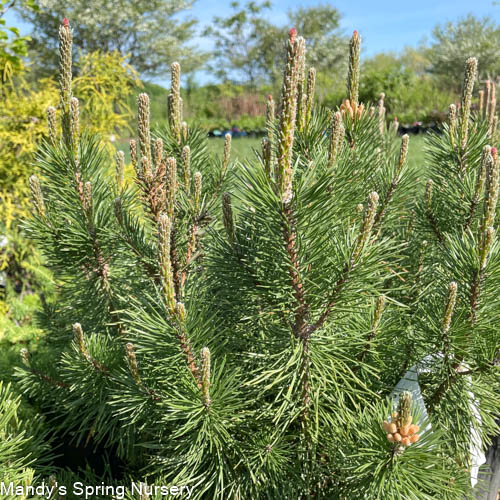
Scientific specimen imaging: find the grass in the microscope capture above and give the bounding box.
[207,136,261,162]
[116,133,426,168]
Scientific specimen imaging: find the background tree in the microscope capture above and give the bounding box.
[205,1,347,89]
[359,51,455,123]
[0,0,38,82]
[427,14,500,89]
[17,0,205,77]
[203,1,277,88]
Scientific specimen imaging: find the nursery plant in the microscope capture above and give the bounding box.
[12,20,500,499]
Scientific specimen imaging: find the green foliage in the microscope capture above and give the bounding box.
[73,50,141,137]
[204,1,346,89]
[0,381,53,486]
[427,14,500,89]
[0,0,38,82]
[9,21,500,500]
[17,0,205,77]
[133,80,267,132]
[359,52,456,124]
[0,74,57,195]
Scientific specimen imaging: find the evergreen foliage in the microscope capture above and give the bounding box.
[14,19,500,499]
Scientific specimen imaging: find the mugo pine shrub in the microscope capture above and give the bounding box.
[16,20,500,499]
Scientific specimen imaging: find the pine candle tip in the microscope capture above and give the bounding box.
[353,30,358,37]
[466,56,478,66]
[268,94,273,101]
[20,348,30,366]
[289,27,297,42]
[369,191,379,203]
[62,18,69,26]
[176,302,186,322]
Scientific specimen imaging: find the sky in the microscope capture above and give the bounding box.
[191,0,498,56]
[4,0,499,85]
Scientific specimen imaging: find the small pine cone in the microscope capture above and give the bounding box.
[388,423,397,434]
[408,424,419,435]
[387,433,395,442]
[410,434,419,444]
[393,433,402,442]
[401,437,411,447]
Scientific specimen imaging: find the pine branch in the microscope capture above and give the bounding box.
[373,134,409,229]
[114,198,160,285]
[424,180,445,245]
[282,202,309,338]
[358,295,386,364]
[308,192,379,336]
[20,350,69,389]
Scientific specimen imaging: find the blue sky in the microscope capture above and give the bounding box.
[190,0,498,55]
[4,0,499,85]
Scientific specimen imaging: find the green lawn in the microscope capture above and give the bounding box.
[116,133,426,168]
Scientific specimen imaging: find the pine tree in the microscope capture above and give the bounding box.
[15,21,500,499]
